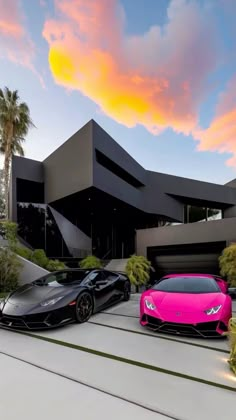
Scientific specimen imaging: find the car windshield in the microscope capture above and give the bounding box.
[152,276,220,294]
[32,270,90,287]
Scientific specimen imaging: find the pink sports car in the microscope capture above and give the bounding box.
[140,274,232,337]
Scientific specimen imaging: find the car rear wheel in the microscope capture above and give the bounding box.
[123,281,130,301]
[75,292,93,323]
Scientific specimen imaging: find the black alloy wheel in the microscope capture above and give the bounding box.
[75,292,93,323]
[123,281,130,301]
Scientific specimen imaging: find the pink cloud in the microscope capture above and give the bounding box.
[193,76,236,166]
[43,0,219,135]
[42,0,236,165]
[0,0,34,67]
[0,0,45,86]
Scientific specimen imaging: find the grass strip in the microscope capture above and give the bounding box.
[1,325,235,393]
[88,320,229,354]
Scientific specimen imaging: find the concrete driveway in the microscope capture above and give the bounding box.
[0,295,236,420]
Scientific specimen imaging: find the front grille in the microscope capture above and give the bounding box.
[145,316,221,337]
[1,308,73,330]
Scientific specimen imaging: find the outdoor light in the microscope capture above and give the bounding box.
[204,305,222,315]
[40,297,63,307]
[145,299,156,310]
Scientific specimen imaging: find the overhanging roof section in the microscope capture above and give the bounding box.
[146,171,236,208]
[43,121,93,203]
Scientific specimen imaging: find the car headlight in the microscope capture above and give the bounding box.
[145,299,156,310]
[204,305,222,315]
[40,297,63,307]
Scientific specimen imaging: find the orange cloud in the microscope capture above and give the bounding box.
[43,0,236,165]
[43,0,219,135]
[193,76,236,166]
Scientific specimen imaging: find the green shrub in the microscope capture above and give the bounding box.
[219,245,236,287]
[79,255,102,269]
[0,248,22,293]
[15,246,32,260]
[30,249,49,269]
[0,221,18,248]
[125,255,151,291]
[228,318,236,375]
[47,259,66,272]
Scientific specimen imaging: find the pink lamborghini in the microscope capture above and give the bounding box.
[140,274,232,337]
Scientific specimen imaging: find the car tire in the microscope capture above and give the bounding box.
[123,281,130,301]
[75,292,93,323]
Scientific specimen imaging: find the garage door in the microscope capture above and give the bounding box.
[147,241,226,278]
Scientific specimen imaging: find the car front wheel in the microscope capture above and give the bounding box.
[75,292,93,323]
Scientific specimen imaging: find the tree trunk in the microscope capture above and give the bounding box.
[4,155,10,220]
[4,123,13,220]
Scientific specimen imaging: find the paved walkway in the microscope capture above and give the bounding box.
[0,296,235,420]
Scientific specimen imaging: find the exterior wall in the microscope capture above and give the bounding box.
[44,121,93,204]
[17,255,49,285]
[9,156,44,222]
[49,206,91,257]
[224,206,236,218]
[136,217,236,257]
[92,120,146,211]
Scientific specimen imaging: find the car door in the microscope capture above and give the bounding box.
[102,271,121,307]
[86,271,110,311]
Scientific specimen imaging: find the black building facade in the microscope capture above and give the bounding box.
[9,120,236,272]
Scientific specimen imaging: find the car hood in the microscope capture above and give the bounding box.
[7,283,72,305]
[146,290,225,312]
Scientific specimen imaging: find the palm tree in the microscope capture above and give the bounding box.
[0,87,34,219]
[125,255,151,292]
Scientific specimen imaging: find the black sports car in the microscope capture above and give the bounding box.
[0,269,130,330]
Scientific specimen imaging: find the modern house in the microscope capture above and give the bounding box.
[9,120,236,276]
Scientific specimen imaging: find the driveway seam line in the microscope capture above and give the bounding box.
[0,326,235,393]
[88,321,229,354]
[0,349,183,420]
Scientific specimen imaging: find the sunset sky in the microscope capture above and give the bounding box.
[0,0,236,184]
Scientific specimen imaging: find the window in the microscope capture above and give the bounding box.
[17,179,44,203]
[95,149,144,188]
[33,270,90,286]
[152,276,220,294]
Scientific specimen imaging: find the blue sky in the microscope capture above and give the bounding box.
[0,0,236,184]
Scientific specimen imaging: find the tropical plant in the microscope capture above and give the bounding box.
[0,87,34,218]
[228,318,236,375]
[79,255,102,269]
[219,245,236,287]
[0,247,22,293]
[125,255,151,292]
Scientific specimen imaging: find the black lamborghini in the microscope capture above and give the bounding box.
[0,269,130,330]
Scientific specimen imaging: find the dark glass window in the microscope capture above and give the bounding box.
[184,205,222,223]
[152,276,220,293]
[17,179,44,203]
[95,149,144,188]
[17,203,70,258]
